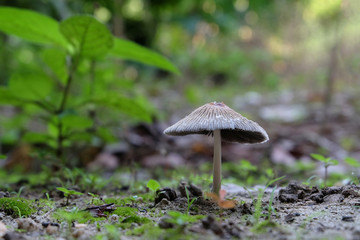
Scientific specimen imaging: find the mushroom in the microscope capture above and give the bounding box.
[164,101,269,195]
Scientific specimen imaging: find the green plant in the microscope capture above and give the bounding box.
[311,153,339,186]
[344,157,360,168]
[252,176,285,227]
[0,7,179,163]
[53,207,104,230]
[146,179,160,192]
[185,186,197,215]
[0,197,36,217]
[56,187,83,205]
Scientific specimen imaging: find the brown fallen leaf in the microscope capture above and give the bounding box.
[205,189,237,209]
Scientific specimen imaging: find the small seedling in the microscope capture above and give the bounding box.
[184,186,197,215]
[56,187,83,205]
[146,179,160,192]
[344,157,360,185]
[311,154,339,186]
[252,176,285,226]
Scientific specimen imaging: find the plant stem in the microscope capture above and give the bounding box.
[212,129,221,195]
[56,58,77,161]
[324,165,328,187]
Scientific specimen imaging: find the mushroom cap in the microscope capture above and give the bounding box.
[164,102,269,144]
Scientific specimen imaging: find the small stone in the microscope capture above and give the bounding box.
[0,221,8,238]
[342,189,360,198]
[202,215,216,229]
[72,229,85,238]
[155,188,177,205]
[278,194,297,203]
[156,198,170,208]
[284,213,296,223]
[188,184,203,197]
[310,193,324,203]
[17,218,40,232]
[323,194,344,203]
[178,182,187,197]
[110,214,119,223]
[0,192,10,198]
[342,216,354,222]
[45,225,59,235]
[74,223,87,229]
[202,215,224,236]
[3,231,26,240]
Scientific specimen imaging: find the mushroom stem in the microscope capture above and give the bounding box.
[212,129,221,195]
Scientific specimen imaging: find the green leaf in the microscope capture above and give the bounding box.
[267,176,286,187]
[110,37,180,74]
[0,87,21,105]
[42,48,68,84]
[60,16,113,58]
[329,159,339,166]
[90,95,153,122]
[23,132,49,143]
[61,115,93,130]
[97,127,117,143]
[0,7,67,47]
[344,157,360,168]
[56,187,70,194]
[8,72,54,101]
[146,179,160,192]
[56,187,83,196]
[310,153,327,162]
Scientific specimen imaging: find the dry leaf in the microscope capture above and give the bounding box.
[205,189,237,209]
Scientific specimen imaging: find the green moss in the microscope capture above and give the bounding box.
[113,207,137,217]
[103,197,131,206]
[52,209,106,224]
[0,197,36,217]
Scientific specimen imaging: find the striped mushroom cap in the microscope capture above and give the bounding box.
[164,102,269,144]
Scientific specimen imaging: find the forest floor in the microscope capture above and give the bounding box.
[1,181,360,240]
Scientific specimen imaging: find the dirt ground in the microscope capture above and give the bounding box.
[1,182,360,240]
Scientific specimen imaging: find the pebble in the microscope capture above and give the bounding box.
[156,198,170,208]
[16,218,40,232]
[342,216,354,222]
[45,225,59,235]
[155,188,177,205]
[0,221,8,237]
[110,214,119,223]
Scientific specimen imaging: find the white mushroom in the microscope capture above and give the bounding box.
[164,101,269,195]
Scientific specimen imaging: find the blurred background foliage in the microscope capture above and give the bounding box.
[0,0,359,174]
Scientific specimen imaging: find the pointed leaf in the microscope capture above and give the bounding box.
[60,16,113,58]
[61,114,93,130]
[0,7,67,47]
[344,157,360,168]
[9,72,54,101]
[311,153,327,162]
[146,179,160,192]
[90,95,152,122]
[42,48,68,84]
[110,37,180,74]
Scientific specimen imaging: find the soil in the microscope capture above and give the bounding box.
[1,182,360,240]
